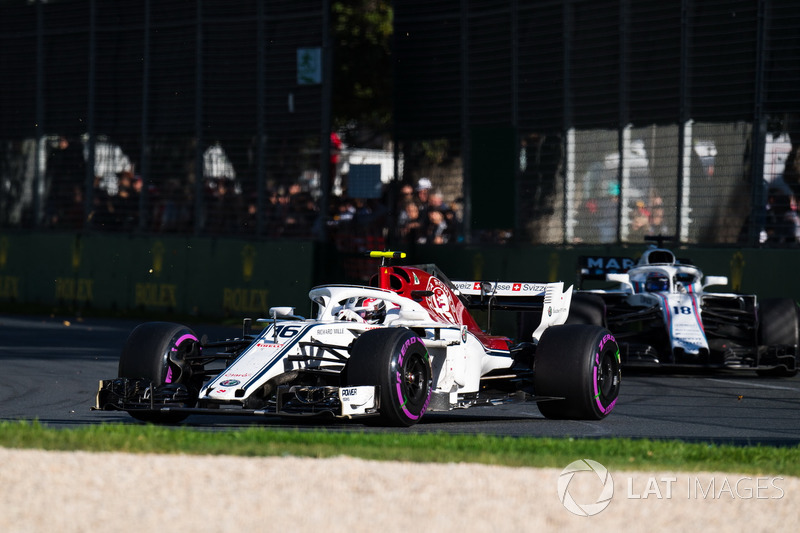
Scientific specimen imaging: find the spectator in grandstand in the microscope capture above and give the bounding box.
[45,135,85,229]
[330,132,343,182]
[628,199,652,242]
[111,171,141,230]
[427,189,448,212]
[282,183,318,238]
[353,197,387,230]
[391,181,414,228]
[201,142,243,234]
[87,136,133,197]
[415,177,432,219]
[204,175,243,234]
[580,160,619,243]
[423,208,449,244]
[239,193,260,234]
[393,181,414,215]
[647,195,669,237]
[396,199,423,244]
[398,181,414,202]
[763,186,800,244]
[56,183,86,230]
[332,196,357,226]
[442,197,464,243]
[90,188,116,230]
[258,188,283,237]
[152,178,193,233]
[203,143,238,191]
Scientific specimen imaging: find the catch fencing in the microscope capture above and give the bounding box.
[394,0,800,246]
[2,0,800,249]
[0,0,331,239]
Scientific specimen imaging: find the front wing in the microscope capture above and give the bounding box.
[95,378,380,419]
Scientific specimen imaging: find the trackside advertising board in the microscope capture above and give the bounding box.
[0,234,798,318]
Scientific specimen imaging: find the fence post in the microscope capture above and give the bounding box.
[676,0,692,243]
[680,119,693,242]
[256,0,266,237]
[747,0,769,246]
[139,0,151,232]
[318,0,332,242]
[618,0,630,243]
[84,0,97,229]
[194,0,205,235]
[562,0,574,244]
[460,0,472,242]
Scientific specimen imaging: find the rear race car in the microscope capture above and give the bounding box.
[573,238,799,376]
[95,252,621,426]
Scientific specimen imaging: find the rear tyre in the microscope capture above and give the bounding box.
[346,328,432,427]
[534,324,621,420]
[118,322,202,423]
[756,298,799,377]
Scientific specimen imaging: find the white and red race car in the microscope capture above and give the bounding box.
[96,252,621,426]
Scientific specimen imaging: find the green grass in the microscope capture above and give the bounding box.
[1,420,798,477]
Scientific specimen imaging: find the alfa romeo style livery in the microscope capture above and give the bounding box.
[572,238,798,376]
[95,252,621,426]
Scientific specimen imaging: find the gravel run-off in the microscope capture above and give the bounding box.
[1,448,797,533]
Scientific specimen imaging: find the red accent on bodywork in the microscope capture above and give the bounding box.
[379,267,391,290]
[385,266,510,351]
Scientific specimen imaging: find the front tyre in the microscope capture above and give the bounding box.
[534,324,621,420]
[118,322,202,423]
[346,328,432,427]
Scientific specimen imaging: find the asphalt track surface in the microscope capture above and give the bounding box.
[2,313,799,445]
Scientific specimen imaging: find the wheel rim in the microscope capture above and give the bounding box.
[394,349,431,422]
[401,353,429,403]
[166,334,199,385]
[595,347,620,405]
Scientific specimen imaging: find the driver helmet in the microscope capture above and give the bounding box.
[644,272,670,292]
[338,297,386,324]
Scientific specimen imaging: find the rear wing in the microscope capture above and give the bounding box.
[453,281,552,298]
[452,280,573,342]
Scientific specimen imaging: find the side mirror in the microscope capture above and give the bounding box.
[703,276,728,289]
[269,306,296,318]
[606,272,634,293]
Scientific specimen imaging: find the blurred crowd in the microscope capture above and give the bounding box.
[326,176,463,261]
[6,135,463,249]
[8,132,798,248]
